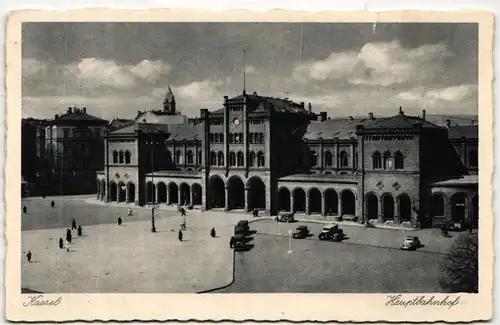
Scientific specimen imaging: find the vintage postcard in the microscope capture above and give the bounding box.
[5,9,493,322]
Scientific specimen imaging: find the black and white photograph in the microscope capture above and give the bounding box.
[7,10,493,322]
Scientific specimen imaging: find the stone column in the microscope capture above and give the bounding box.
[321,192,326,216]
[394,199,400,224]
[178,186,183,205]
[306,191,311,215]
[244,188,249,212]
[224,186,229,211]
[290,192,295,213]
[338,195,343,216]
[377,198,383,223]
[190,186,194,206]
[125,185,129,203]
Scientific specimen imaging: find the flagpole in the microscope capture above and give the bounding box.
[299,23,303,64]
[243,48,247,94]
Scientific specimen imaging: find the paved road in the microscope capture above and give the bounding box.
[217,233,445,293]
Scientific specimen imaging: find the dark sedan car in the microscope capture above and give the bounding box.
[292,226,310,239]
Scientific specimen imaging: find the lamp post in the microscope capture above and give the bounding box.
[287,229,293,254]
[150,133,156,233]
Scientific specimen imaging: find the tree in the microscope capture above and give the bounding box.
[439,234,478,293]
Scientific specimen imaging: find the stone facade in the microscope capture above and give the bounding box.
[96,89,479,229]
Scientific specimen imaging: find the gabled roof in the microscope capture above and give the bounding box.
[211,93,310,115]
[109,123,171,134]
[167,123,202,141]
[363,110,442,130]
[305,118,368,140]
[50,110,108,124]
[447,125,478,139]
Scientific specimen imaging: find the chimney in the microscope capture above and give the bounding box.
[446,119,451,128]
[82,107,87,114]
[54,114,59,119]
[399,106,404,115]
[308,103,312,113]
[253,91,257,96]
[349,116,354,121]
[320,111,327,122]
[422,109,426,120]
[368,112,374,120]
[67,107,72,114]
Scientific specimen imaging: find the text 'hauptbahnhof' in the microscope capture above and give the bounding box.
[96,87,478,229]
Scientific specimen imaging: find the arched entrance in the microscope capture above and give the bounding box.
[366,193,378,219]
[100,179,106,200]
[168,182,178,205]
[157,182,167,203]
[430,194,446,218]
[208,176,225,209]
[450,192,468,223]
[398,194,412,222]
[228,176,245,210]
[382,194,395,220]
[278,187,291,212]
[192,183,202,205]
[127,182,135,203]
[293,188,306,213]
[324,189,338,215]
[340,190,355,215]
[146,182,155,203]
[471,194,478,227]
[247,177,265,210]
[308,188,321,214]
[179,183,191,205]
[109,182,117,201]
[118,182,126,202]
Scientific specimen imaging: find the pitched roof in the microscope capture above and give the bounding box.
[305,118,368,140]
[447,125,478,139]
[167,123,202,141]
[50,110,108,124]
[211,93,310,115]
[109,123,171,134]
[363,111,442,130]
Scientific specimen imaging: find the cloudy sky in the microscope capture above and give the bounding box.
[22,22,478,120]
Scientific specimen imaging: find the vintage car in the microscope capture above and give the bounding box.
[292,225,310,239]
[232,233,247,251]
[234,220,250,235]
[275,212,295,223]
[331,232,345,242]
[400,236,421,251]
[318,224,342,241]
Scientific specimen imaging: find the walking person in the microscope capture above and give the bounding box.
[51,200,55,208]
[77,225,83,236]
[210,227,216,238]
[229,237,235,249]
[128,208,133,216]
[26,251,32,263]
[180,207,186,217]
[59,237,64,249]
[118,216,123,226]
[178,229,183,242]
[72,217,77,230]
[23,206,27,215]
[66,229,72,244]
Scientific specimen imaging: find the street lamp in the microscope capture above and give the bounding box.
[287,229,293,254]
[150,133,156,233]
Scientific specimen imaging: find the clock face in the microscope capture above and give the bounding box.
[233,118,240,126]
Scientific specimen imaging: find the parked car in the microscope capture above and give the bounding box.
[318,224,342,241]
[275,212,295,223]
[292,225,310,239]
[331,232,345,242]
[232,233,247,251]
[400,236,421,251]
[234,220,250,235]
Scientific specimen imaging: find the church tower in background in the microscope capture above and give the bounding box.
[163,86,176,114]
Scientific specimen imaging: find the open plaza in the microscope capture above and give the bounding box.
[21,195,462,293]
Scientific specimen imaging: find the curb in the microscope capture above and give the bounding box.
[197,250,235,294]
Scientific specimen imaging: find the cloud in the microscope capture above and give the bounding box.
[245,65,259,75]
[397,84,477,108]
[127,60,172,83]
[294,41,452,87]
[22,58,49,78]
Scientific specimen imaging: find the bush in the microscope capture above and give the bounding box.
[439,234,478,293]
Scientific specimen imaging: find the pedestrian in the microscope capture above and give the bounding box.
[59,237,64,249]
[178,229,183,242]
[118,216,122,226]
[77,225,83,236]
[128,208,133,216]
[66,229,72,244]
[23,206,27,214]
[26,251,32,263]
[210,227,216,238]
[180,207,186,217]
[229,237,235,248]
[51,200,55,208]
[72,217,77,230]
[469,223,473,234]
[252,209,258,218]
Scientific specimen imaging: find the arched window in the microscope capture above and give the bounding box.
[125,151,131,164]
[197,150,202,165]
[119,150,124,164]
[210,151,217,165]
[214,134,219,143]
[372,151,382,169]
[187,150,194,164]
[237,151,244,166]
[468,150,478,168]
[209,133,214,143]
[249,133,254,143]
[394,151,404,170]
[259,133,264,143]
[239,133,244,143]
[383,151,392,169]
[166,150,172,163]
[340,151,348,168]
[324,151,333,167]
[217,151,224,166]
[229,133,234,143]
[176,150,183,164]
[112,151,118,163]
[257,151,265,167]
[229,152,236,166]
[311,150,318,166]
[249,151,256,167]
[233,133,239,143]
[219,133,224,143]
